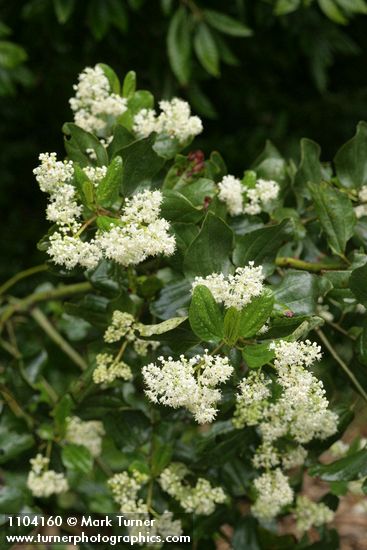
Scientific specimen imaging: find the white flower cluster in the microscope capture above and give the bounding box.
[104,311,136,343]
[83,165,108,186]
[65,416,105,457]
[252,469,294,520]
[94,353,132,384]
[97,190,175,267]
[143,351,233,424]
[218,175,279,216]
[27,454,69,498]
[70,65,127,135]
[234,339,338,520]
[159,464,226,515]
[133,98,203,142]
[109,470,149,514]
[193,262,264,310]
[354,185,367,219]
[294,496,334,533]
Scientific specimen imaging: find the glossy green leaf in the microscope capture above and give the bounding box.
[138,317,187,337]
[96,156,123,207]
[238,289,274,338]
[98,63,120,94]
[122,70,136,98]
[204,9,253,37]
[62,444,93,474]
[233,220,292,274]
[273,270,320,315]
[167,7,192,84]
[189,285,223,341]
[194,23,220,77]
[242,342,275,369]
[308,181,356,255]
[233,517,260,550]
[119,136,165,195]
[334,121,367,189]
[63,123,108,166]
[350,260,367,304]
[294,138,322,189]
[161,190,204,223]
[150,279,192,320]
[309,448,367,481]
[183,212,233,278]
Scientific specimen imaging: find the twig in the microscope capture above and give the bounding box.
[276,257,345,272]
[0,264,48,296]
[31,308,88,371]
[316,329,367,403]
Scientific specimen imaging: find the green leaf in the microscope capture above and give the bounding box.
[334,121,367,189]
[119,136,165,195]
[108,125,135,157]
[63,123,108,166]
[223,307,242,345]
[96,156,123,208]
[243,343,275,369]
[167,7,192,84]
[62,444,93,475]
[194,23,220,77]
[318,0,348,24]
[150,279,192,320]
[73,164,95,208]
[189,285,223,341]
[98,63,120,94]
[275,0,301,15]
[122,70,136,98]
[308,181,356,256]
[53,394,73,437]
[294,138,322,189]
[184,213,233,278]
[233,220,292,274]
[233,517,260,550]
[0,41,27,69]
[151,438,173,477]
[204,9,253,37]
[273,271,320,315]
[350,260,367,304]
[53,0,76,23]
[309,448,367,481]
[0,425,34,465]
[87,0,110,40]
[237,289,274,338]
[137,317,187,337]
[251,140,287,185]
[161,190,203,223]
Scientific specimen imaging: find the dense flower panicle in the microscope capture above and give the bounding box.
[33,152,74,194]
[233,371,271,428]
[159,464,226,515]
[252,469,294,520]
[217,174,279,216]
[104,311,136,343]
[193,262,264,310]
[46,184,82,229]
[47,233,102,270]
[27,454,69,498]
[217,175,243,216]
[243,178,279,215]
[133,98,203,142]
[65,416,105,457]
[70,65,127,135]
[294,496,334,533]
[93,353,132,384]
[97,190,175,267]
[269,339,322,369]
[155,512,183,539]
[83,165,108,185]
[109,470,149,514]
[143,352,233,424]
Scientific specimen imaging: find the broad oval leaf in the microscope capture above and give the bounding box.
[334,121,367,189]
[189,285,223,341]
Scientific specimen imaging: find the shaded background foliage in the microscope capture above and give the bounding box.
[1,0,367,277]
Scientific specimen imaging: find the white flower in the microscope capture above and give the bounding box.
[294,495,334,533]
[159,464,226,516]
[355,204,367,219]
[281,445,307,470]
[97,190,175,267]
[243,178,279,215]
[65,416,105,457]
[133,338,159,357]
[34,152,74,194]
[233,371,271,428]
[359,185,367,203]
[27,454,68,498]
[93,353,132,384]
[47,232,102,270]
[193,262,264,310]
[109,470,148,514]
[83,165,108,186]
[252,469,294,520]
[133,98,203,142]
[155,512,182,539]
[104,311,136,343]
[329,439,350,458]
[218,175,244,216]
[143,352,233,424]
[269,339,322,369]
[46,184,82,229]
[70,65,127,135]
